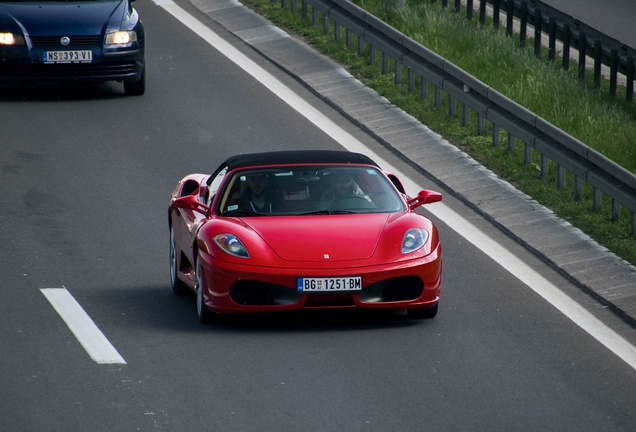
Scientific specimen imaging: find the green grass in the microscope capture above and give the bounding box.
[240,0,636,265]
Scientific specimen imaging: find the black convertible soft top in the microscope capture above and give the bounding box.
[223,150,379,170]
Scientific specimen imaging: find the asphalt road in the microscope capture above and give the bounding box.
[1,1,635,431]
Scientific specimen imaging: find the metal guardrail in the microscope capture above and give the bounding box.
[442,0,636,103]
[277,0,636,235]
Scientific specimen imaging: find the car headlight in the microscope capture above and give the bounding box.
[401,228,429,254]
[0,32,26,45]
[213,234,249,258]
[105,31,137,46]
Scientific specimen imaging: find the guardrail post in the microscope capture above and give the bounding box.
[524,142,532,164]
[370,45,377,64]
[301,1,307,19]
[435,86,442,107]
[519,1,528,48]
[291,0,296,15]
[335,22,342,42]
[493,0,500,29]
[358,36,365,56]
[593,187,602,211]
[610,48,618,98]
[346,28,352,49]
[562,23,571,70]
[454,0,461,13]
[478,115,485,135]
[479,0,486,26]
[382,52,389,74]
[548,16,556,61]
[421,78,429,99]
[557,165,565,189]
[534,8,542,58]
[540,154,548,179]
[408,70,415,92]
[594,40,602,89]
[506,0,514,37]
[575,176,583,200]
[395,61,402,84]
[323,15,329,33]
[578,31,587,81]
[612,199,620,221]
[312,7,318,26]
[632,213,635,236]
[462,104,469,125]
[449,95,456,116]
[466,0,473,20]
[492,124,500,147]
[508,133,516,152]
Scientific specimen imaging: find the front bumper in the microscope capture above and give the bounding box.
[0,43,144,83]
[198,245,442,315]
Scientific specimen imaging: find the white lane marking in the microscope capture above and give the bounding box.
[155,3,636,370]
[41,288,126,364]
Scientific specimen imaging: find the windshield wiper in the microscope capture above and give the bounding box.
[300,210,357,215]
[223,209,265,216]
[300,210,330,215]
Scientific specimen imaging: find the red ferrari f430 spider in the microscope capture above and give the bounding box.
[169,150,442,322]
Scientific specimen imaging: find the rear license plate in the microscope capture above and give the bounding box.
[44,50,93,63]
[297,276,362,292]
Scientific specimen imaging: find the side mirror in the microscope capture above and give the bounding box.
[407,190,442,210]
[173,195,210,215]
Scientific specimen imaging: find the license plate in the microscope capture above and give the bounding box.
[297,276,362,292]
[44,50,93,63]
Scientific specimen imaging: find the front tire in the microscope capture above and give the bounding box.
[124,65,146,96]
[195,257,216,323]
[169,226,189,295]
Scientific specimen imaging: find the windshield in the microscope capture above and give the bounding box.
[217,165,405,216]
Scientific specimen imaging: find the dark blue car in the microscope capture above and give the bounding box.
[0,0,145,95]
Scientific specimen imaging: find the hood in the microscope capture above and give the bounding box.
[242,214,390,262]
[0,1,126,36]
